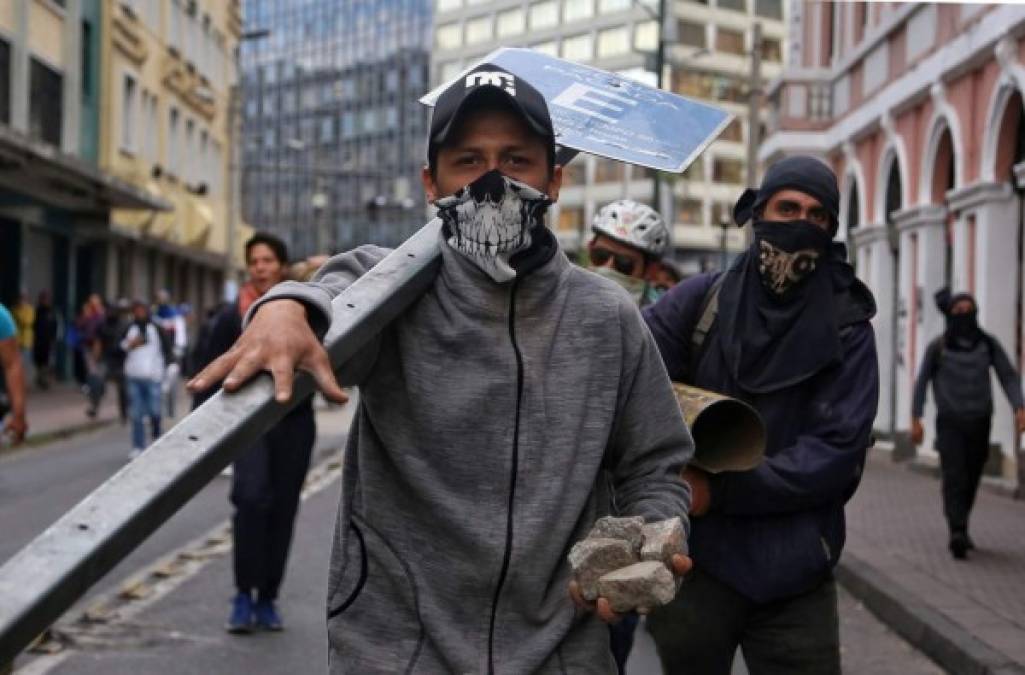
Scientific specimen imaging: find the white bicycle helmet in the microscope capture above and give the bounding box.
[591,199,669,259]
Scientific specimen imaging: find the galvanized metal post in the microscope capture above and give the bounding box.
[0,220,443,668]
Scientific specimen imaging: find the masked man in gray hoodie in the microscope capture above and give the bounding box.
[189,64,693,674]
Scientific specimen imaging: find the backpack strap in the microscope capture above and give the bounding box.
[689,274,728,377]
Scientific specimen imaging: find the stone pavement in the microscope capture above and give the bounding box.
[840,451,1025,674]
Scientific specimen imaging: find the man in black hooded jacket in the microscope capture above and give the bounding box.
[642,155,879,674]
[911,290,1024,560]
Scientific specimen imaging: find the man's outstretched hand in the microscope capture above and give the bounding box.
[568,553,692,624]
[186,299,349,405]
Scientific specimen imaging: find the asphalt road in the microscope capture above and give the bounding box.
[2,402,945,674]
[0,398,353,673]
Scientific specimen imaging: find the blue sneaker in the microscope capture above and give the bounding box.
[226,592,254,634]
[254,598,283,631]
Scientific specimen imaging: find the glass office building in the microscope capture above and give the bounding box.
[241,0,432,258]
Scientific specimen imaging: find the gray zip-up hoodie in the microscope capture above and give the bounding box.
[250,231,693,674]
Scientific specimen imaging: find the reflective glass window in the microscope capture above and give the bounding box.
[562,33,594,62]
[529,1,559,29]
[497,8,525,37]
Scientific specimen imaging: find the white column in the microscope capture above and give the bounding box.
[893,205,948,460]
[10,0,29,133]
[853,224,893,437]
[949,182,1019,471]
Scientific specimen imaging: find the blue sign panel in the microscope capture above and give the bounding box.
[420,48,733,173]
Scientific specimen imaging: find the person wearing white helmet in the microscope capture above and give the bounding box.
[588,199,675,306]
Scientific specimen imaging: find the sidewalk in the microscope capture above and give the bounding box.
[6,384,189,451]
[839,451,1025,675]
[16,385,119,448]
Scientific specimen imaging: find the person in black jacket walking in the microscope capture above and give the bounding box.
[911,290,1025,559]
[192,233,316,634]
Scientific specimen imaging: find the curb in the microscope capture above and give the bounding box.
[836,551,1025,675]
[1,419,117,458]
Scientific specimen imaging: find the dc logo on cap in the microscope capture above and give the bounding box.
[466,71,516,97]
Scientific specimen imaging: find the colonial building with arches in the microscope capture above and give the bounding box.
[763,2,1025,479]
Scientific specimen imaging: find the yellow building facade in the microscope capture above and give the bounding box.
[101,0,251,307]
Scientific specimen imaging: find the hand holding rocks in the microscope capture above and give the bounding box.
[567,516,691,624]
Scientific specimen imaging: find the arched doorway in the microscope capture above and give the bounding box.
[845,176,861,261]
[884,154,903,441]
[931,127,956,287]
[993,91,1025,374]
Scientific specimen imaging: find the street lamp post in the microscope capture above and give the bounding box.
[651,0,668,226]
[744,23,764,246]
[746,22,764,191]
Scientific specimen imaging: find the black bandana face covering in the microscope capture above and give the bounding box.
[435,169,552,283]
[754,220,833,299]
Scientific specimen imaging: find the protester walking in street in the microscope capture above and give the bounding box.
[0,302,28,445]
[100,299,133,424]
[121,300,167,459]
[911,290,1025,560]
[190,233,318,634]
[189,65,693,673]
[80,294,107,417]
[32,290,58,390]
[643,155,879,674]
[154,290,187,418]
[588,199,677,310]
[11,292,35,376]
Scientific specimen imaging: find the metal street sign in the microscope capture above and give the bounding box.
[420,47,733,173]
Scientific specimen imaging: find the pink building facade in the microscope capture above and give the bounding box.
[762,2,1025,477]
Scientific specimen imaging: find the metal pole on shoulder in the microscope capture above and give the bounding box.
[0,220,444,668]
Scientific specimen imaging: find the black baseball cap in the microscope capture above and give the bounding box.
[428,63,555,167]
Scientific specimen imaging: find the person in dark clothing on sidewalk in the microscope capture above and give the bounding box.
[642,155,879,674]
[191,233,316,634]
[911,291,1025,560]
[32,290,58,390]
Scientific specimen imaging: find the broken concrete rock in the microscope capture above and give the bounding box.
[568,537,638,601]
[587,516,646,554]
[597,561,677,613]
[640,517,685,567]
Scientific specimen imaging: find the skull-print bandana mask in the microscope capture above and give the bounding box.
[713,218,844,394]
[435,170,552,283]
[754,220,832,298]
